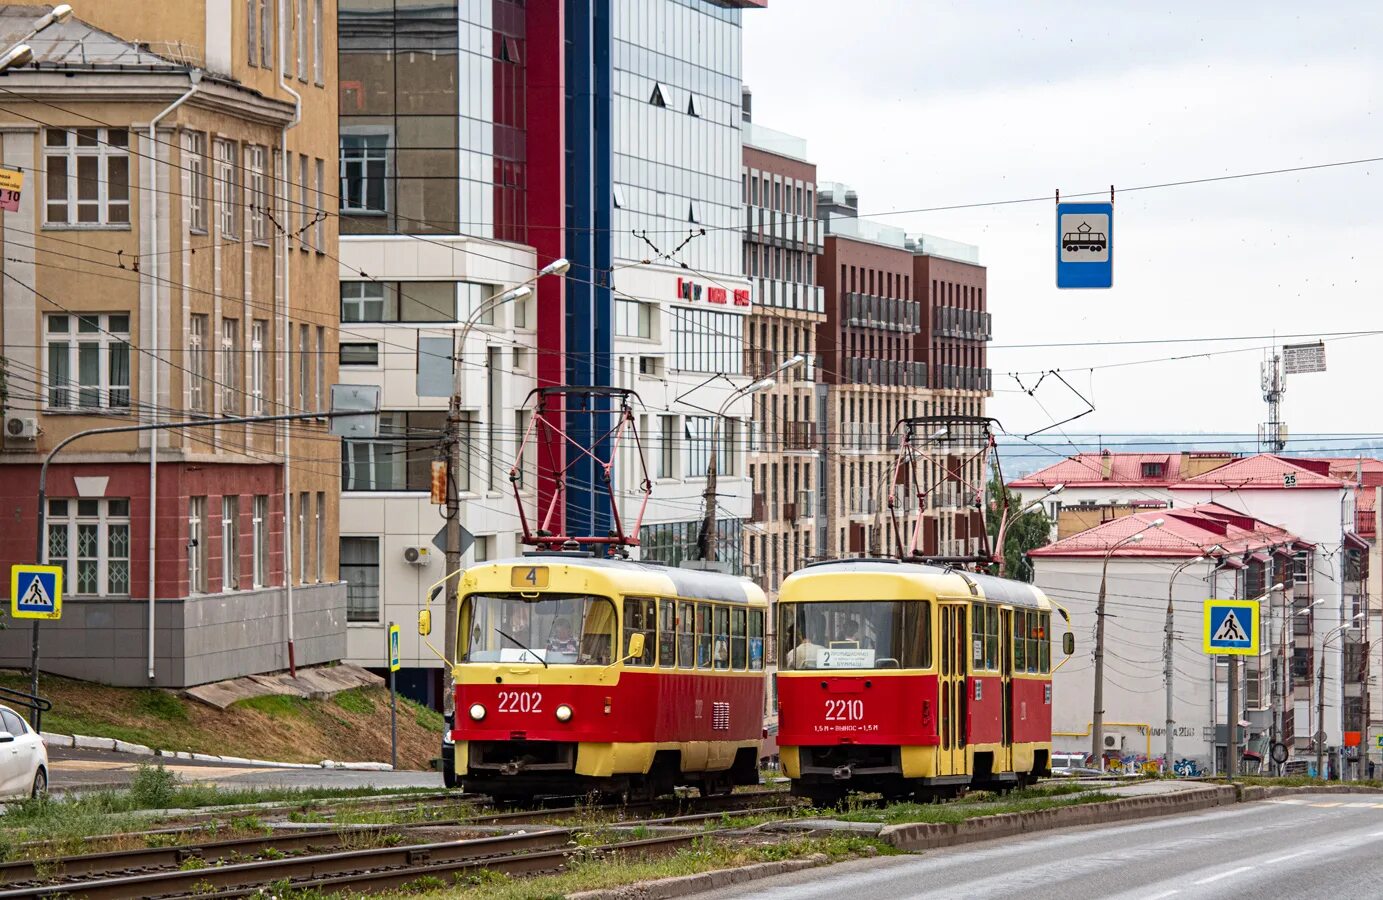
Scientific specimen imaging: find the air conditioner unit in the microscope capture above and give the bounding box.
[4,416,37,440]
[402,545,432,566]
[1103,734,1123,751]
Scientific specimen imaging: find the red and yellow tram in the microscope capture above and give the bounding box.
[775,560,1071,804]
[427,553,769,801]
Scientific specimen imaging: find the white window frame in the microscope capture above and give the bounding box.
[215,139,239,238]
[43,127,130,227]
[297,491,309,584]
[314,325,324,411]
[250,319,267,414]
[220,317,240,414]
[44,312,131,411]
[189,313,208,413]
[314,491,325,583]
[46,498,131,597]
[247,144,268,244]
[312,0,323,84]
[339,134,388,214]
[185,131,208,233]
[221,495,240,591]
[189,496,207,593]
[296,0,307,81]
[259,0,271,67]
[340,281,386,321]
[313,157,325,250]
[341,536,380,622]
[252,494,269,588]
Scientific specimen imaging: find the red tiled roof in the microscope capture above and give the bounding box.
[1009,452,1184,489]
[1029,502,1297,559]
[1170,454,1345,491]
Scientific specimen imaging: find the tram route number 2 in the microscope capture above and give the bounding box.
[497,690,543,713]
[824,698,864,721]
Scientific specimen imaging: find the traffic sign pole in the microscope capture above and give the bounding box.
[1227,654,1239,780]
[388,622,400,770]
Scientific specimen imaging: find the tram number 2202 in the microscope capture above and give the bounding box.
[497,691,543,714]
[824,698,864,722]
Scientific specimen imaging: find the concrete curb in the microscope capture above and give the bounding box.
[1238,783,1383,801]
[46,733,392,771]
[565,853,830,900]
[878,786,1238,851]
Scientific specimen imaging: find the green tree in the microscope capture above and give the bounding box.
[986,467,1052,582]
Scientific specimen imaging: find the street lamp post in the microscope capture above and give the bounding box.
[1317,612,1364,780]
[1225,582,1284,780]
[0,3,71,73]
[698,354,805,564]
[442,260,568,743]
[994,483,1064,577]
[1163,552,1209,772]
[1092,518,1164,768]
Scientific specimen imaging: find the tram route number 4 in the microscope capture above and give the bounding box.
[1202,599,1259,656]
[10,565,63,621]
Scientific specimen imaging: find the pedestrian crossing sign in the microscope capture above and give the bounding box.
[1203,599,1258,655]
[10,565,63,621]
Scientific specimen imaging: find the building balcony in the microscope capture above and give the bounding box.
[932,307,992,342]
[783,421,816,451]
[844,357,927,388]
[844,293,921,333]
[930,365,992,392]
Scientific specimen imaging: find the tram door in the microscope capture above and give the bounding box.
[939,604,966,775]
[1000,607,1014,773]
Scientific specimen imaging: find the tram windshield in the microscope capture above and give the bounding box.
[778,601,930,670]
[461,593,616,665]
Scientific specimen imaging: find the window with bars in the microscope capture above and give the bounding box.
[188,314,208,413]
[247,145,268,244]
[43,128,130,226]
[48,498,130,596]
[220,318,240,414]
[185,131,208,233]
[221,495,240,591]
[45,313,131,411]
[341,536,379,622]
[189,496,208,593]
[214,139,239,238]
[250,319,267,414]
[252,495,269,588]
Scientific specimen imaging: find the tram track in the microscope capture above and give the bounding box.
[0,790,799,897]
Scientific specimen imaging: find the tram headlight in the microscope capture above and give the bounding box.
[468,703,487,721]
[555,704,573,723]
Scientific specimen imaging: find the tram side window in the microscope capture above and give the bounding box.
[623,597,656,666]
[696,603,713,669]
[1037,611,1051,674]
[678,600,695,668]
[658,600,677,668]
[1013,610,1028,673]
[713,606,730,669]
[972,604,1000,671]
[748,609,765,670]
[731,608,747,669]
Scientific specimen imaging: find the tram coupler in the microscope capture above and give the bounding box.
[832,765,853,781]
[500,761,525,776]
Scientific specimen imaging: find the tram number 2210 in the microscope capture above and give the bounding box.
[497,691,543,713]
[824,698,864,722]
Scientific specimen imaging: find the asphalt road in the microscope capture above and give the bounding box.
[693,794,1383,900]
[47,747,443,792]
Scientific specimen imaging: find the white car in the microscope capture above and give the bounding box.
[0,706,47,799]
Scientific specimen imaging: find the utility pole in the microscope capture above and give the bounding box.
[1164,554,1208,772]
[1092,519,1162,768]
[1227,650,1240,780]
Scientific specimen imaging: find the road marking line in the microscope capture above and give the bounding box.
[1311,802,1343,807]
[1144,890,1181,899]
[1194,866,1251,885]
[1343,802,1374,808]
[1370,831,1383,837]
[1370,804,1383,809]
[1267,850,1310,865]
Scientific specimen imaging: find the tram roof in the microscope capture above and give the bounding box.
[469,554,766,605]
[781,559,1050,610]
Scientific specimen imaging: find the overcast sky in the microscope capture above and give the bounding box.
[742,1,1383,451]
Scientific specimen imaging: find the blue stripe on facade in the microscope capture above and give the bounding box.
[564,0,614,539]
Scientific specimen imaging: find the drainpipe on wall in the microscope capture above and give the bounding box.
[146,69,203,682]
[278,0,303,677]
